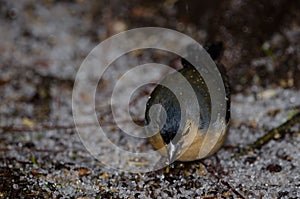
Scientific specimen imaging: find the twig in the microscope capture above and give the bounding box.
[0,119,145,133]
[201,158,246,199]
[233,111,300,158]
[0,147,81,154]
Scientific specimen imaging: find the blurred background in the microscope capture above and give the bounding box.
[0,0,300,198]
[1,0,300,92]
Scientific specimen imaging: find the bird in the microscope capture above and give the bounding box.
[144,42,230,162]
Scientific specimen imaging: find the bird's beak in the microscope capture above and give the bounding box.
[166,142,180,163]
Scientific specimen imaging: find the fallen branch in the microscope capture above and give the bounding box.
[233,111,300,158]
